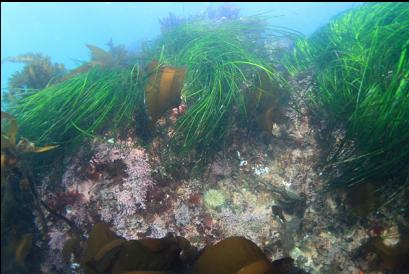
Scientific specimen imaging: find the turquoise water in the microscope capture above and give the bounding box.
[1,2,361,92]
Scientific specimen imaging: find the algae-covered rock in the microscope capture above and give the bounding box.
[204,189,225,209]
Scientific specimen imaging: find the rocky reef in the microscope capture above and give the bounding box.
[33,77,409,273]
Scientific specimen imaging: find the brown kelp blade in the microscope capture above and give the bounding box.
[144,60,187,125]
[15,138,59,154]
[245,70,286,132]
[86,44,114,67]
[1,111,18,148]
[255,106,274,133]
[32,144,60,153]
[15,234,33,265]
[192,236,272,274]
[1,112,59,154]
[83,223,125,274]
[64,44,113,79]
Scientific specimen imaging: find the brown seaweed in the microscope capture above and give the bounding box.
[81,223,310,274]
[358,237,409,272]
[65,42,135,79]
[1,112,58,180]
[62,234,82,263]
[15,234,33,267]
[346,181,379,217]
[82,223,184,274]
[5,53,66,91]
[1,112,59,273]
[3,53,66,106]
[144,60,187,127]
[246,71,288,133]
[191,236,273,274]
[86,44,115,66]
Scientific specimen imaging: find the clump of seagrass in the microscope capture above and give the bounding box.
[286,2,409,206]
[11,55,188,150]
[149,16,297,157]
[11,66,144,147]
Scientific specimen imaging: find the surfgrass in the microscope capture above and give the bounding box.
[11,66,144,147]
[150,16,296,156]
[285,2,409,204]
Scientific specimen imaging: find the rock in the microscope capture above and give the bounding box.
[210,159,232,177]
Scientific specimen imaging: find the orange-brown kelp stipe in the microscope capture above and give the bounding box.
[144,60,187,126]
